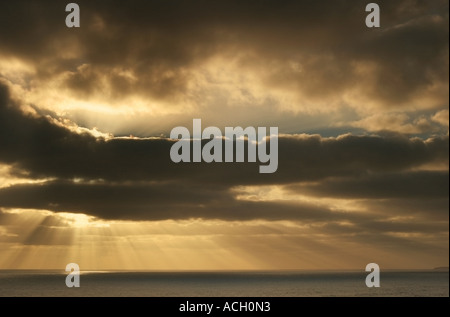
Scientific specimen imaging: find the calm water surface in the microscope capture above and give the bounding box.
[0,270,447,297]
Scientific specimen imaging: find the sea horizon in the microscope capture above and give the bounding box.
[0,267,448,272]
[1,269,448,297]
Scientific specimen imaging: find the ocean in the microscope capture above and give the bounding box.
[0,270,448,297]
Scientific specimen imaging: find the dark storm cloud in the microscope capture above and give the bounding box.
[364,198,449,221]
[0,81,448,224]
[286,171,449,199]
[0,180,356,221]
[357,14,449,104]
[0,181,232,220]
[0,0,447,106]
[1,83,448,188]
[0,179,446,239]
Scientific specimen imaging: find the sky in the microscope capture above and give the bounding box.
[0,0,448,270]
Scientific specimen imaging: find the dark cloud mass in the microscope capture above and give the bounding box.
[0,0,447,109]
[1,82,448,184]
[0,181,355,221]
[286,171,449,199]
[0,82,448,222]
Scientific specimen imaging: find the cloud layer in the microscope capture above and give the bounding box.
[0,82,448,223]
[1,0,448,136]
[0,1,448,269]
